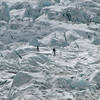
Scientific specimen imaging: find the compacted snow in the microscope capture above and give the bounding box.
[0,0,100,100]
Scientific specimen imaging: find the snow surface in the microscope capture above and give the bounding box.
[0,0,100,100]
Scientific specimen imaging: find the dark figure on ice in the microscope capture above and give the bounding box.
[67,13,72,21]
[88,34,90,39]
[53,48,56,56]
[37,46,39,51]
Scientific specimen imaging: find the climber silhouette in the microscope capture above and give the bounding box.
[88,34,90,39]
[53,48,56,56]
[37,46,39,51]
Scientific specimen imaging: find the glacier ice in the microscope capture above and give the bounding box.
[71,80,90,90]
[10,2,30,10]
[12,72,32,87]
[7,72,33,100]
[38,0,53,7]
[92,37,100,45]
[54,78,90,90]
[0,0,100,100]
[29,38,40,46]
[24,5,41,21]
[0,2,10,22]
[90,71,100,88]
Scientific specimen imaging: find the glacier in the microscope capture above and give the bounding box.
[0,0,100,100]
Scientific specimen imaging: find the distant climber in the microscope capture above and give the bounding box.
[53,48,56,56]
[37,46,39,51]
[87,34,90,39]
[67,13,72,21]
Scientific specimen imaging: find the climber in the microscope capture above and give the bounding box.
[37,46,39,51]
[87,33,90,39]
[53,48,56,56]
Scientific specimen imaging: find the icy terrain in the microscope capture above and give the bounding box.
[0,0,100,100]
